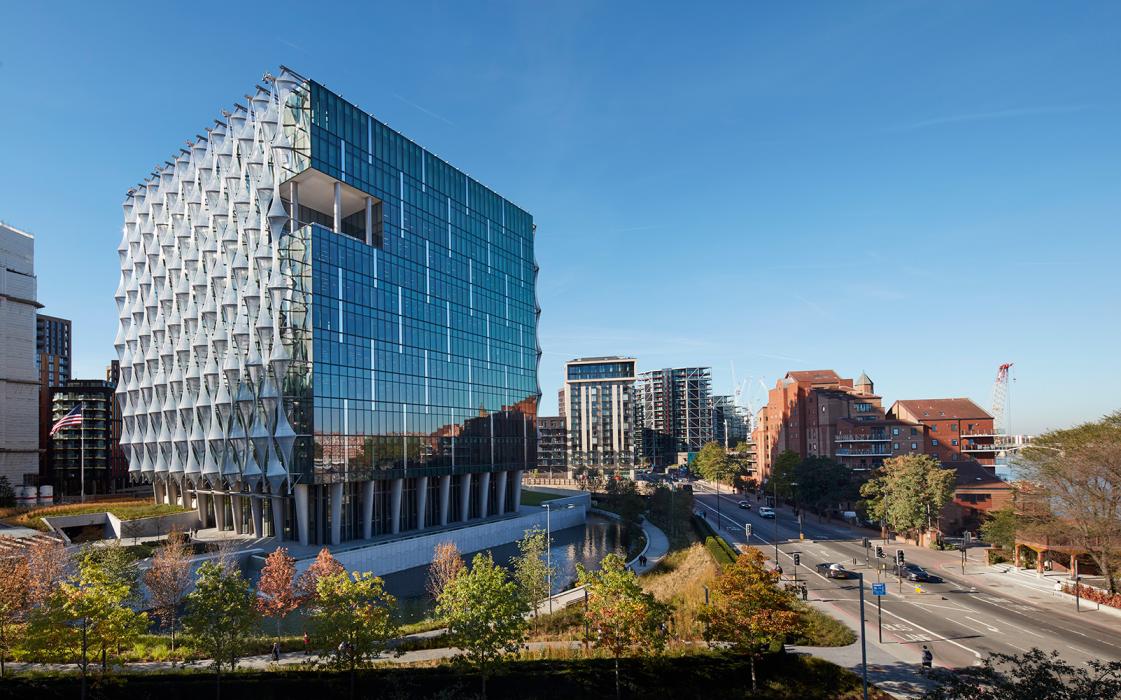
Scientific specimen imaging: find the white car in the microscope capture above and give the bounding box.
[758,506,775,519]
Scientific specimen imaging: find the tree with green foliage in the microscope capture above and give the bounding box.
[924,648,1121,700]
[579,553,672,699]
[794,456,859,514]
[512,526,554,628]
[24,552,148,699]
[693,442,732,485]
[182,561,259,698]
[979,505,1020,551]
[770,449,801,500]
[79,542,141,607]
[311,570,398,699]
[698,547,799,691]
[860,454,956,539]
[436,551,528,699]
[1021,411,1121,593]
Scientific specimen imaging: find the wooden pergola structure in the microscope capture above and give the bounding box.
[1013,537,1090,578]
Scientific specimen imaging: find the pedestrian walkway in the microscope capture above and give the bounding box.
[633,516,669,575]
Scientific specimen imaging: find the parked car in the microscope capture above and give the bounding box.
[901,563,940,583]
[737,500,752,510]
[815,562,857,579]
[758,506,775,519]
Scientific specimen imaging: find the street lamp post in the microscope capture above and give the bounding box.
[790,482,801,541]
[772,475,780,564]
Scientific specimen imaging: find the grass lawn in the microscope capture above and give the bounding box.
[519,489,565,507]
[0,500,192,532]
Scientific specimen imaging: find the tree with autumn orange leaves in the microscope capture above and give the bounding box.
[0,555,29,677]
[26,537,69,607]
[697,547,800,691]
[143,530,193,651]
[578,553,672,700]
[257,547,300,639]
[296,547,344,602]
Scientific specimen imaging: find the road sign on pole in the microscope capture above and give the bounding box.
[871,583,886,596]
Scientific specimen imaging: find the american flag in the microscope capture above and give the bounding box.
[50,403,84,437]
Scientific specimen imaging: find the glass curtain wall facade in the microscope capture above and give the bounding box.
[116,67,538,546]
[50,380,114,496]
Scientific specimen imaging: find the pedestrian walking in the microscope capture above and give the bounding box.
[303,631,310,655]
[921,645,933,670]
[272,641,280,662]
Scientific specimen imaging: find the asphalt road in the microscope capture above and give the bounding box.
[692,483,1121,670]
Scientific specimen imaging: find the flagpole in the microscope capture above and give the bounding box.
[79,402,85,503]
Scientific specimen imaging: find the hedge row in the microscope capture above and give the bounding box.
[692,515,739,566]
[0,653,876,700]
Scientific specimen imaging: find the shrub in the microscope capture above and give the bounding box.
[1063,583,1121,609]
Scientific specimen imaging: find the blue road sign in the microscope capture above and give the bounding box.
[872,583,886,596]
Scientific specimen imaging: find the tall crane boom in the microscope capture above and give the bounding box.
[992,363,1013,436]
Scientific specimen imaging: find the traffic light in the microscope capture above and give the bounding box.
[745,524,753,538]
[876,546,884,559]
[793,553,801,566]
[862,537,870,549]
[896,549,905,565]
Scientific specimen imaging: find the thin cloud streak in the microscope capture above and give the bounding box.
[393,93,456,126]
[891,104,1091,132]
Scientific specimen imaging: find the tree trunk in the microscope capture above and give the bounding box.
[750,653,757,691]
[614,655,621,700]
[481,670,487,700]
[216,665,222,700]
[80,623,88,700]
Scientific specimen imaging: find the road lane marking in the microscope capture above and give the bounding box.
[964,616,999,633]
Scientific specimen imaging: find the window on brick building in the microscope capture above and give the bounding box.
[952,439,958,446]
[911,443,918,450]
[932,439,939,446]
[892,427,899,435]
[931,424,937,432]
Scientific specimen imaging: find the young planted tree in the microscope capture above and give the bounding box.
[296,547,345,602]
[436,551,528,699]
[979,506,1020,551]
[795,456,859,514]
[426,541,466,601]
[144,530,193,650]
[860,454,956,540]
[770,449,801,501]
[1021,411,1121,593]
[25,554,148,699]
[512,526,554,627]
[697,548,800,690]
[578,553,672,699]
[26,536,69,607]
[79,541,141,607]
[182,561,259,699]
[310,570,399,698]
[0,555,29,677]
[257,547,300,639]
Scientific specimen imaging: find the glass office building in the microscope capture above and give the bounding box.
[116,67,539,545]
[560,357,636,471]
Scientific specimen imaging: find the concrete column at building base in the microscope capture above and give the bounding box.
[213,492,227,531]
[460,473,473,522]
[231,490,244,535]
[512,470,524,511]
[165,480,176,508]
[294,484,309,546]
[496,470,508,514]
[329,482,344,545]
[438,475,451,526]
[478,472,491,518]
[154,481,166,505]
[362,480,375,539]
[271,495,285,539]
[416,476,429,530]
[195,491,208,528]
[250,495,263,537]
[390,478,403,534]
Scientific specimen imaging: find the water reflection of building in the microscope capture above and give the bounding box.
[117,68,539,545]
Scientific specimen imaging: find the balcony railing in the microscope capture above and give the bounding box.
[961,432,996,438]
[834,435,890,442]
[836,448,892,457]
[961,444,997,453]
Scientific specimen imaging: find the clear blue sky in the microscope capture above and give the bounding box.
[2,1,1118,436]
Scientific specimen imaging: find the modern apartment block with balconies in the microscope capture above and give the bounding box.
[116,67,539,546]
[560,357,636,472]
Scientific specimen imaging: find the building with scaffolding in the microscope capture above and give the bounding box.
[635,367,712,466]
[115,67,540,546]
[712,394,749,448]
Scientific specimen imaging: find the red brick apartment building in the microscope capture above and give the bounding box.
[753,372,1009,534]
[888,398,998,470]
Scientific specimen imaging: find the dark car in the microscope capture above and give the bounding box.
[815,562,857,579]
[901,563,940,583]
[737,500,752,510]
